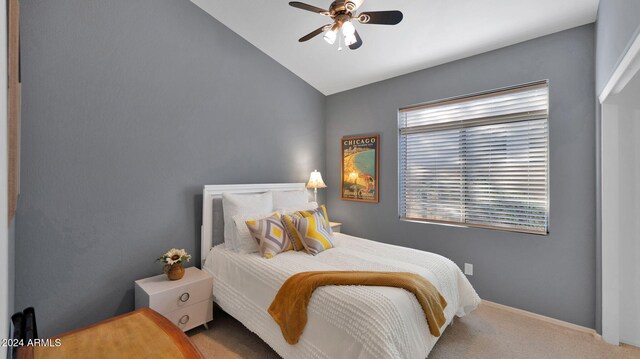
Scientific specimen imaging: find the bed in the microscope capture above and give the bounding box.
[200,183,480,359]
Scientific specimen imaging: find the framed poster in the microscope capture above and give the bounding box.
[341,134,379,202]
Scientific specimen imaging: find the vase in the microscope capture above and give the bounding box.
[164,263,185,280]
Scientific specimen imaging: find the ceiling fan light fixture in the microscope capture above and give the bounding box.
[341,20,357,46]
[344,34,357,46]
[345,0,364,12]
[324,23,340,44]
[323,28,338,44]
[290,1,403,50]
[342,21,356,37]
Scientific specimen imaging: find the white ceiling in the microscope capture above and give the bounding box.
[191,0,599,95]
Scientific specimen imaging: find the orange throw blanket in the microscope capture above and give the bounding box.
[268,271,448,345]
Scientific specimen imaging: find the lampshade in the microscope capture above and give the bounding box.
[342,21,357,46]
[306,170,327,189]
[344,33,357,46]
[342,21,355,37]
[324,24,339,45]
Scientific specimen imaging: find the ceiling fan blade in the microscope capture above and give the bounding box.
[348,29,363,50]
[299,24,330,42]
[289,2,329,15]
[358,10,403,25]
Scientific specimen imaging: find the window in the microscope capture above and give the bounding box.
[398,81,549,235]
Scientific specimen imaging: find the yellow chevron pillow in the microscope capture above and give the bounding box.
[246,213,293,259]
[286,210,334,255]
[299,205,332,234]
[281,212,306,251]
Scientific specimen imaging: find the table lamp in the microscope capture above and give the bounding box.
[306,170,327,203]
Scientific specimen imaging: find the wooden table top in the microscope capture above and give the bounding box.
[18,308,204,359]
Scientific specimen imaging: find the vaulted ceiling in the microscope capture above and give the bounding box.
[192,0,599,95]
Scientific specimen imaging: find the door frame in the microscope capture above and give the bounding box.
[599,30,640,345]
[1,1,10,357]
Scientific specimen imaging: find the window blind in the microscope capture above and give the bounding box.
[398,81,549,235]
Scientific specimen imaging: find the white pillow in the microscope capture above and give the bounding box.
[276,201,319,215]
[222,192,273,251]
[272,190,309,208]
[233,212,278,254]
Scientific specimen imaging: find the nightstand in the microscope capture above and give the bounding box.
[135,267,213,332]
[330,221,342,233]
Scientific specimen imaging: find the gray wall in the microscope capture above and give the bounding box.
[595,0,640,94]
[326,25,597,328]
[16,0,325,337]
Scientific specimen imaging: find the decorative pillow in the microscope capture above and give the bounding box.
[272,190,309,209]
[281,212,306,251]
[222,192,273,251]
[284,211,334,255]
[299,205,332,234]
[246,214,293,259]
[276,201,318,216]
[233,212,278,254]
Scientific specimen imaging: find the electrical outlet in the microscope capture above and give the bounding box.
[464,263,473,276]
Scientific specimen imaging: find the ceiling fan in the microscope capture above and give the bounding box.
[289,0,403,50]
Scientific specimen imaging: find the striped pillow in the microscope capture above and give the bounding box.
[281,212,306,251]
[286,210,334,255]
[233,211,279,254]
[246,214,293,259]
[299,205,332,234]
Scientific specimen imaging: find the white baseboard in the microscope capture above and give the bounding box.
[482,300,601,339]
[621,337,640,348]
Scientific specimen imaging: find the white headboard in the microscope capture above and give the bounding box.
[200,183,306,266]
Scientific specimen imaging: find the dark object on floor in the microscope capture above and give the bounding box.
[9,312,23,359]
[22,307,38,341]
[8,307,38,359]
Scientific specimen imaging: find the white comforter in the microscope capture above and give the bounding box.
[203,233,480,359]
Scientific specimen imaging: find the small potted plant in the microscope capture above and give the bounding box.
[157,248,191,280]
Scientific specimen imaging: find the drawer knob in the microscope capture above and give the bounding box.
[179,315,190,325]
[179,292,190,302]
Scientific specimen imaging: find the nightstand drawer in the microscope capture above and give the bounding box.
[147,279,212,314]
[135,268,213,316]
[165,299,213,332]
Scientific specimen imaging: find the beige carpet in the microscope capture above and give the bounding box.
[188,303,640,358]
